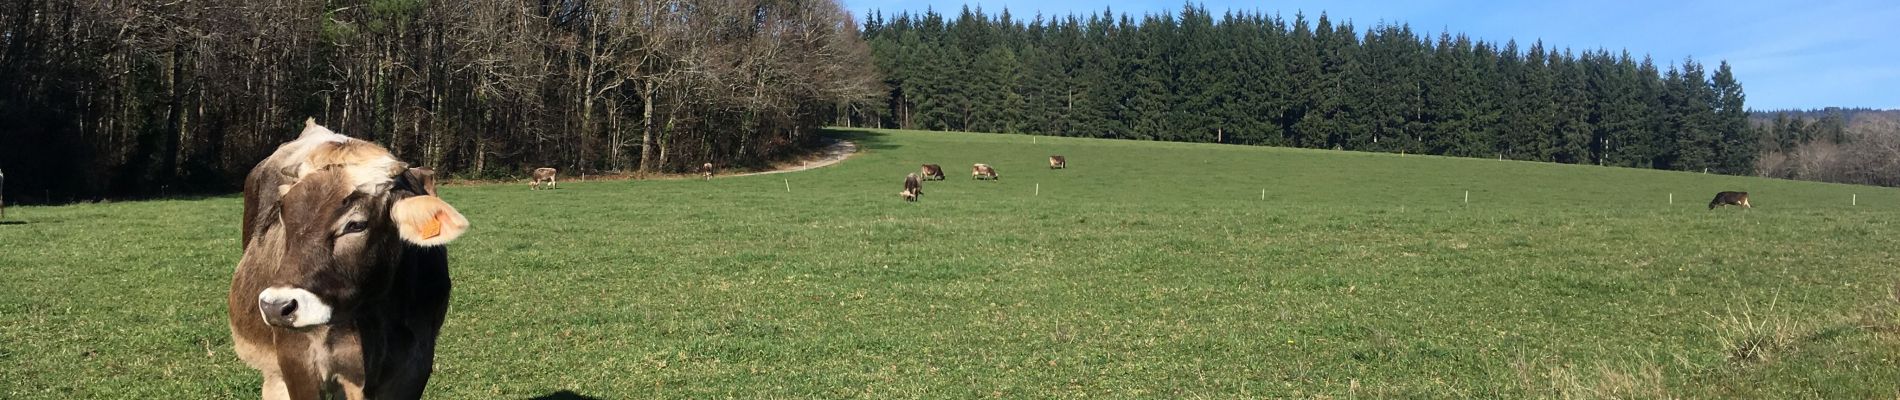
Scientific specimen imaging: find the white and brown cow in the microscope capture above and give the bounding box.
[1048,155,1066,169]
[972,163,998,180]
[530,167,557,190]
[701,162,715,180]
[229,118,470,400]
[919,164,945,181]
[900,173,923,201]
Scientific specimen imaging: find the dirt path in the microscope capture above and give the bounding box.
[725,138,859,177]
[438,139,858,186]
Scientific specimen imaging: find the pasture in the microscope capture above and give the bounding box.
[4,128,1900,398]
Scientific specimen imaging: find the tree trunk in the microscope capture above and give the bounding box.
[638,79,657,173]
[607,96,621,170]
[164,43,187,179]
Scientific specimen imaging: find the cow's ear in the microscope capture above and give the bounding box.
[397,167,438,196]
[390,195,469,246]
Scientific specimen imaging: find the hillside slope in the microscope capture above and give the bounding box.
[3,128,1899,398]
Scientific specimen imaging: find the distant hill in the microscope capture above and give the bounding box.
[1749,108,1900,127]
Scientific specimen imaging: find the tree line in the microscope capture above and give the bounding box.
[1754,109,1900,186]
[854,5,1756,175]
[0,0,879,203]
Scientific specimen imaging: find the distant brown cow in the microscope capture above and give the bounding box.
[702,163,715,180]
[900,173,923,201]
[1709,191,1751,209]
[530,167,557,190]
[920,164,945,181]
[1049,155,1066,169]
[972,163,998,180]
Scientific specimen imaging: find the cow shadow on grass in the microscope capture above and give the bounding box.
[529,390,605,400]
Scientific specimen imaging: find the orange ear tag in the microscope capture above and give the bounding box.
[418,210,446,240]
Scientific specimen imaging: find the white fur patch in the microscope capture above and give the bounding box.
[278,120,404,194]
[329,159,403,194]
[258,287,333,328]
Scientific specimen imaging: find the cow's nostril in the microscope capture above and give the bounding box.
[258,288,332,327]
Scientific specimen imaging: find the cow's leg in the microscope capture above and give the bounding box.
[261,373,291,400]
[334,375,367,400]
[275,345,323,399]
[275,367,322,398]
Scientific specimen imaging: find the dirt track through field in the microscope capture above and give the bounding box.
[725,138,859,177]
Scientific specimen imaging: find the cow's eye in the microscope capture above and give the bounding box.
[342,221,369,234]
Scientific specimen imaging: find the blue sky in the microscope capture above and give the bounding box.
[845,0,1900,110]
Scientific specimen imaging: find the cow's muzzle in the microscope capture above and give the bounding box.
[257,287,333,328]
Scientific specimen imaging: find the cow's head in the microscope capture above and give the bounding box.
[256,142,468,329]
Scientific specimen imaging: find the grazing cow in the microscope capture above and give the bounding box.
[229,118,470,400]
[972,164,998,180]
[920,164,945,181]
[1709,191,1752,209]
[901,173,923,201]
[530,167,558,190]
[702,162,715,180]
[1049,155,1066,169]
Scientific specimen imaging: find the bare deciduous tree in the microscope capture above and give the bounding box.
[0,0,878,202]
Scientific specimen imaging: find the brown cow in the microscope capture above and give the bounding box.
[230,118,470,400]
[920,164,945,181]
[530,167,558,190]
[1049,155,1066,169]
[1709,191,1751,209]
[972,163,998,180]
[702,162,715,180]
[900,173,923,201]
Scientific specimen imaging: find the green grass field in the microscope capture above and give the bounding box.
[5,128,1900,398]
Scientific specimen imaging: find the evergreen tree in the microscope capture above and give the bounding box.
[1769,113,1795,151]
[1171,4,1222,143]
[1669,58,1718,172]
[1710,61,1754,174]
[1281,12,1319,147]
[1634,56,1668,168]
[1549,50,1593,163]
[858,7,1752,177]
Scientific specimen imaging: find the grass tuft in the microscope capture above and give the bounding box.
[1708,293,1800,365]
